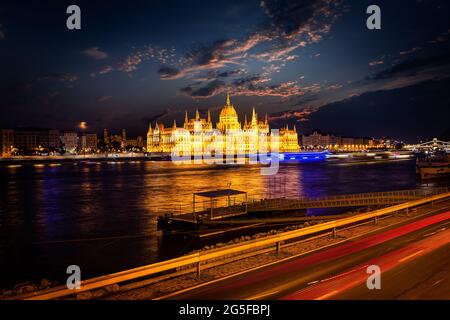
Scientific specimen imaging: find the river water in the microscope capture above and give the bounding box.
[0,158,448,288]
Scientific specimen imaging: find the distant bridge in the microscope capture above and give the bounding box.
[413,138,450,151]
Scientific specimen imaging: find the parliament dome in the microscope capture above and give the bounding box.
[217,93,241,132]
[219,94,238,118]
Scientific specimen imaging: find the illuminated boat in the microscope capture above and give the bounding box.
[416,153,450,180]
[279,151,329,162]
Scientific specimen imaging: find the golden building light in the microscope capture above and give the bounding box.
[146,95,300,157]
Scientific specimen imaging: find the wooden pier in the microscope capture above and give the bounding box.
[157,187,450,233]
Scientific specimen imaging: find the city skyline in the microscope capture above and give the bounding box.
[0,0,449,142]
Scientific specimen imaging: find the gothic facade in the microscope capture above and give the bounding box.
[147,95,299,156]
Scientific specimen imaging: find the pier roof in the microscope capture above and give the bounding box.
[194,189,246,199]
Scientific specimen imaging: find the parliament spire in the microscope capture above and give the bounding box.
[226,93,231,106]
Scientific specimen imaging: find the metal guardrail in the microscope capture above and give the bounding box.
[20,191,450,300]
[295,187,450,202]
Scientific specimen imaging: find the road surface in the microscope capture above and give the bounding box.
[166,210,450,300]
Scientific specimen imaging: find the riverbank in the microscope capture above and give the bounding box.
[0,150,414,166]
[0,153,148,164]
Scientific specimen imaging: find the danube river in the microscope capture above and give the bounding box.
[0,158,447,288]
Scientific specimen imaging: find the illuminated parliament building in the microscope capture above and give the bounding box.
[147,95,300,156]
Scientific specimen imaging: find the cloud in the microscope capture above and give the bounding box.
[145,46,178,64]
[357,29,450,94]
[97,95,112,102]
[158,66,183,80]
[259,0,341,40]
[181,72,325,100]
[191,69,247,82]
[38,73,79,83]
[369,60,384,67]
[301,77,450,142]
[177,0,341,97]
[89,0,345,106]
[143,109,172,124]
[82,47,109,60]
[232,75,269,87]
[118,53,143,73]
[365,53,450,81]
[118,46,178,74]
[115,0,342,102]
[399,47,421,56]
[289,94,320,107]
[172,39,247,78]
[326,83,343,90]
[216,68,247,78]
[285,55,299,61]
[90,65,114,77]
[269,108,314,122]
[153,40,248,81]
[232,77,305,98]
[306,52,450,112]
[173,0,341,79]
[261,64,284,77]
[252,42,307,62]
[181,80,227,99]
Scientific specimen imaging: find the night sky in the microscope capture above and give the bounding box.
[0,0,449,142]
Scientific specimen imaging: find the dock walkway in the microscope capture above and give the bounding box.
[160,187,450,225]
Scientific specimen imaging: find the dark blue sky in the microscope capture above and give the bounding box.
[0,0,449,141]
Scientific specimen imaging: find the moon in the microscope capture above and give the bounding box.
[79,122,88,130]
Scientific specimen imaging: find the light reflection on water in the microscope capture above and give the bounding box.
[0,159,446,287]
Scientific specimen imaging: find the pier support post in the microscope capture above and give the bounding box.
[374,216,378,225]
[193,194,196,223]
[276,241,281,254]
[405,208,409,216]
[196,262,201,280]
[332,227,337,239]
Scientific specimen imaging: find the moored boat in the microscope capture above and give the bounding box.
[416,152,450,180]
